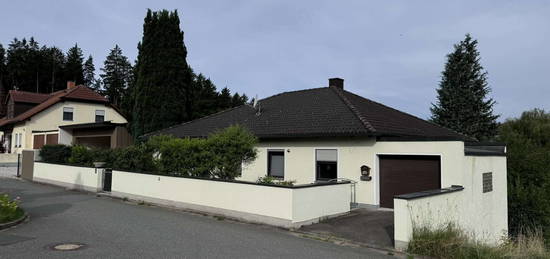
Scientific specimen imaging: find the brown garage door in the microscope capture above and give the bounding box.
[379,155,441,208]
[33,135,45,149]
[46,134,58,145]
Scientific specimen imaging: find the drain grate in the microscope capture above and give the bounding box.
[49,243,86,251]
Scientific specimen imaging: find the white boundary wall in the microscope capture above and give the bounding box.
[394,155,508,250]
[111,170,351,228]
[34,162,102,192]
[32,162,351,228]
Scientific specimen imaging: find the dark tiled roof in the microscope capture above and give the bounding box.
[0,86,109,128]
[145,86,467,140]
[7,90,51,104]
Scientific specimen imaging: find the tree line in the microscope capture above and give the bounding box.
[0,9,249,136]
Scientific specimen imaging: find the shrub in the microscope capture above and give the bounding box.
[111,144,155,172]
[67,145,95,166]
[156,137,213,177]
[0,194,24,223]
[257,176,276,184]
[40,144,71,163]
[256,176,296,186]
[498,109,550,242]
[207,125,257,180]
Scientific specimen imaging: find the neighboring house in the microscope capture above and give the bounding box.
[147,78,507,214]
[0,81,132,153]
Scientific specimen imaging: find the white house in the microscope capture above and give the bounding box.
[147,78,508,246]
[0,81,131,154]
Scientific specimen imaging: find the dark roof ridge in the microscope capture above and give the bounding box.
[142,105,253,138]
[330,86,377,133]
[257,86,328,103]
[341,89,472,140]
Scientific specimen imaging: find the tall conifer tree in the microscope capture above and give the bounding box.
[131,9,194,136]
[65,44,84,84]
[430,34,499,140]
[100,45,132,106]
[0,44,7,117]
[83,55,97,88]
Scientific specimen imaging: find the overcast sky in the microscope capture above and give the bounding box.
[1,1,548,120]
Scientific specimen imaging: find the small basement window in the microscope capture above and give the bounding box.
[95,110,105,122]
[483,172,493,193]
[316,149,337,181]
[267,150,284,178]
[63,107,74,121]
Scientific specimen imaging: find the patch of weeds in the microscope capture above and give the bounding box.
[138,200,146,205]
[214,215,225,221]
[408,223,550,259]
[122,197,128,202]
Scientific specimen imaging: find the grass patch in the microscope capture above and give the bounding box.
[407,223,549,259]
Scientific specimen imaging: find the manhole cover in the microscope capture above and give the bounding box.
[49,243,85,251]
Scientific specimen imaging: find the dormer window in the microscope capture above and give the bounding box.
[95,110,105,122]
[63,107,74,121]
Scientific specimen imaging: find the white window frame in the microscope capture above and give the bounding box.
[63,107,74,121]
[95,109,105,122]
[267,149,286,179]
[314,149,338,181]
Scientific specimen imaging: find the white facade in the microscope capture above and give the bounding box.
[10,101,127,153]
[240,137,508,247]
[240,138,467,205]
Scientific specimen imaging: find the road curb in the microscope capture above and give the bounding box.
[292,229,407,258]
[0,211,28,230]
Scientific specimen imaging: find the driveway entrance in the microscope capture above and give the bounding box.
[300,208,394,249]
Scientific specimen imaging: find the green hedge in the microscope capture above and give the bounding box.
[39,125,257,180]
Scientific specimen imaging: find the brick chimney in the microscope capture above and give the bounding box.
[329,78,344,89]
[67,81,76,89]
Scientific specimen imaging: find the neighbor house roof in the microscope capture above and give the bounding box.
[0,86,109,128]
[145,85,469,141]
[7,90,51,104]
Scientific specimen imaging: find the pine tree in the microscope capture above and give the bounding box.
[83,55,97,89]
[131,9,194,137]
[218,87,232,110]
[430,34,499,140]
[100,45,132,106]
[42,46,65,92]
[65,44,84,84]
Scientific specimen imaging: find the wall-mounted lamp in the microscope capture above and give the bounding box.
[360,165,372,181]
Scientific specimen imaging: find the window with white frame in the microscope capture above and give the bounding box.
[316,149,337,181]
[95,110,105,122]
[14,133,21,148]
[63,107,74,121]
[267,150,285,178]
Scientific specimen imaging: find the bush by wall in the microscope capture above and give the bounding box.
[39,145,71,164]
[39,125,257,180]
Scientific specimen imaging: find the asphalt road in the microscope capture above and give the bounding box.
[0,177,395,258]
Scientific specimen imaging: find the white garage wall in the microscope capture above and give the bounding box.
[394,155,508,250]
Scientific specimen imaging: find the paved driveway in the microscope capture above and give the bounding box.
[0,178,395,259]
[301,208,394,249]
